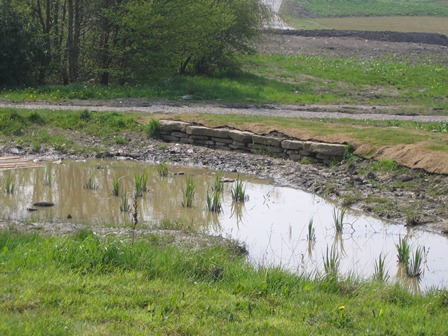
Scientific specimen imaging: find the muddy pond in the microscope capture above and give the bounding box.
[1,159,447,291]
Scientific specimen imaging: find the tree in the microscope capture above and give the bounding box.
[0,1,43,86]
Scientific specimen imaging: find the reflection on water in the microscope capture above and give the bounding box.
[1,159,447,291]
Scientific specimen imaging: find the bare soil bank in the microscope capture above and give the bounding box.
[271,29,448,47]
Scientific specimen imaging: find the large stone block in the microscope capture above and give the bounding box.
[159,120,189,132]
[228,130,253,143]
[282,140,304,150]
[309,143,346,156]
[252,135,282,147]
[186,126,229,138]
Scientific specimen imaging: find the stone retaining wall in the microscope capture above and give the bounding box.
[159,120,346,164]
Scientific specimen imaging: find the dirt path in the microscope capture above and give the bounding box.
[1,101,448,122]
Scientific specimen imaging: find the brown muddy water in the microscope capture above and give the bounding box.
[1,159,447,291]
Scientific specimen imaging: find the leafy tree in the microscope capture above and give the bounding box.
[0,1,43,86]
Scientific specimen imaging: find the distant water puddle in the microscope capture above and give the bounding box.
[1,159,447,291]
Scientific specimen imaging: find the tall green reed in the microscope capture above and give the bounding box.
[157,162,169,177]
[396,236,410,264]
[323,245,340,277]
[373,253,389,282]
[182,175,195,208]
[332,207,347,233]
[134,172,148,197]
[231,174,247,203]
[207,188,222,213]
[406,246,425,278]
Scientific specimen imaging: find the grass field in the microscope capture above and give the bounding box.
[281,0,448,32]
[1,52,447,112]
[285,16,448,34]
[1,230,448,335]
[284,0,448,18]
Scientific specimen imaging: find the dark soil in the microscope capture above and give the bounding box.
[272,29,448,47]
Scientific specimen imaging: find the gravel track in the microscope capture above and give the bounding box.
[1,102,448,123]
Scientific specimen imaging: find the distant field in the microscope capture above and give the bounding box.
[284,0,448,17]
[281,0,448,33]
[291,16,448,34]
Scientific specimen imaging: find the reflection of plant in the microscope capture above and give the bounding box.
[323,246,340,277]
[373,253,389,282]
[157,162,168,177]
[131,192,138,245]
[4,174,14,194]
[84,174,98,190]
[182,176,195,208]
[231,174,247,203]
[207,189,222,213]
[406,246,425,278]
[307,218,316,242]
[44,169,52,186]
[120,191,130,212]
[332,207,346,233]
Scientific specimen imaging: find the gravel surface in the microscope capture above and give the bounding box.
[1,101,448,122]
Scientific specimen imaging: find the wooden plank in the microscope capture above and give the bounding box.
[0,156,40,170]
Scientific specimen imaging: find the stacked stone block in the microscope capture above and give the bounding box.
[158,120,346,164]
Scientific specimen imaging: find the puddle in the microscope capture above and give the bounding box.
[1,159,447,291]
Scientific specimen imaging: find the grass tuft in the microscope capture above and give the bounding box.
[157,162,169,177]
[332,207,347,233]
[231,174,247,203]
[207,188,222,213]
[182,175,195,208]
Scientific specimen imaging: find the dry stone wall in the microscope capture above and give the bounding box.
[159,120,346,164]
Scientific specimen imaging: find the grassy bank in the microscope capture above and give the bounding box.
[1,230,447,335]
[1,108,447,161]
[0,109,448,162]
[1,52,447,112]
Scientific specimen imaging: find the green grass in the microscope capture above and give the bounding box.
[2,52,446,111]
[1,230,448,335]
[244,54,448,109]
[286,0,448,17]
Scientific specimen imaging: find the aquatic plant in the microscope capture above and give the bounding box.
[206,189,222,213]
[231,174,247,203]
[323,245,340,277]
[182,175,195,208]
[406,246,425,278]
[332,207,347,233]
[396,236,410,265]
[157,162,169,177]
[134,172,148,197]
[373,253,389,282]
[212,171,224,192]
[307,218,316,242]
[4,174,14,194]
[112,177,120,196]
